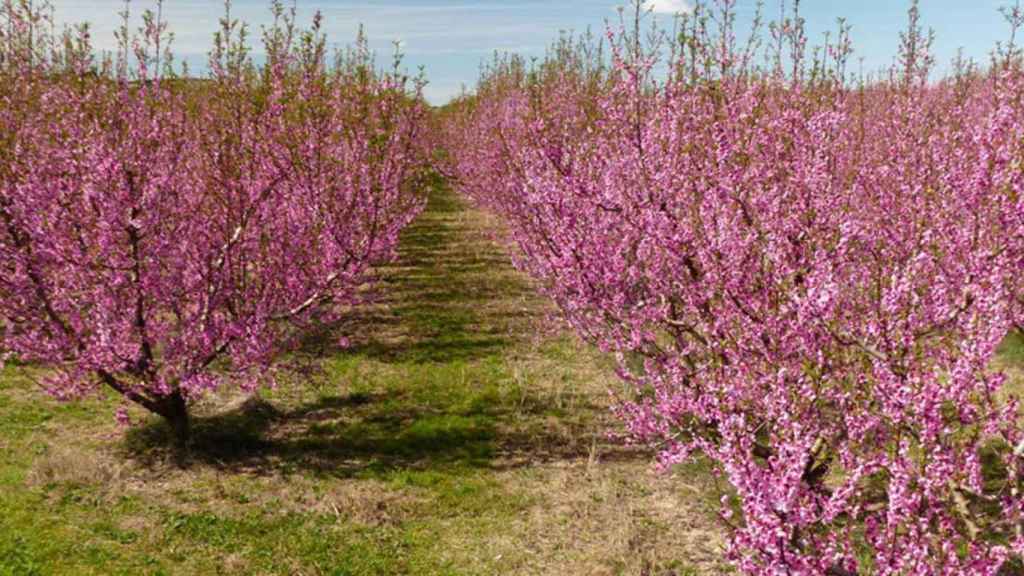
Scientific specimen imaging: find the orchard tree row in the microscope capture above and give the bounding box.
[443,1,1024,573]
[0,0,428,444]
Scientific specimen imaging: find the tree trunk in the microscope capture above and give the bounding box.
[155,389,190,449]
[98,372,192,455]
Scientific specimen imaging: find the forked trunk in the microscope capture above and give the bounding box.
[99,373,192,449]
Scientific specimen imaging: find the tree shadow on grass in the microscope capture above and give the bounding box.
[121,389,644,477]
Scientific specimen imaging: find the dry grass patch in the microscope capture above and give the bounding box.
[27,444,125,491]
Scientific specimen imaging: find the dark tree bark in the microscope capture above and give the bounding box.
[154,389,190,448]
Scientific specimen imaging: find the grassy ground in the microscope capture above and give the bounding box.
[0,182,728,575]
[998,331,1024,399]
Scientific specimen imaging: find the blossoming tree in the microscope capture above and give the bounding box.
[0,1,426,444]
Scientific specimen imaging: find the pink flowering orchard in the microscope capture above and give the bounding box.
[4,0,1024,572]
[445,1,1024,573]
[0,1,426,443]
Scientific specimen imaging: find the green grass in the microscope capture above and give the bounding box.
[999,331,1024,365]
[0,182,723,575]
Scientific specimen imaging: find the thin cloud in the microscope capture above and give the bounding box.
[643,0,693,14]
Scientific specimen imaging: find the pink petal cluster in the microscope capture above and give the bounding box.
[444,2,1024,572]
[0,3,426,437]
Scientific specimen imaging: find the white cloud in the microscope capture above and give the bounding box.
[643,0,693,14]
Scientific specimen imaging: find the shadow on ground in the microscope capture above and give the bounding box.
[121,388,640,477]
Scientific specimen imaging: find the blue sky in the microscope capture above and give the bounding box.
[49,1,1020,103]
